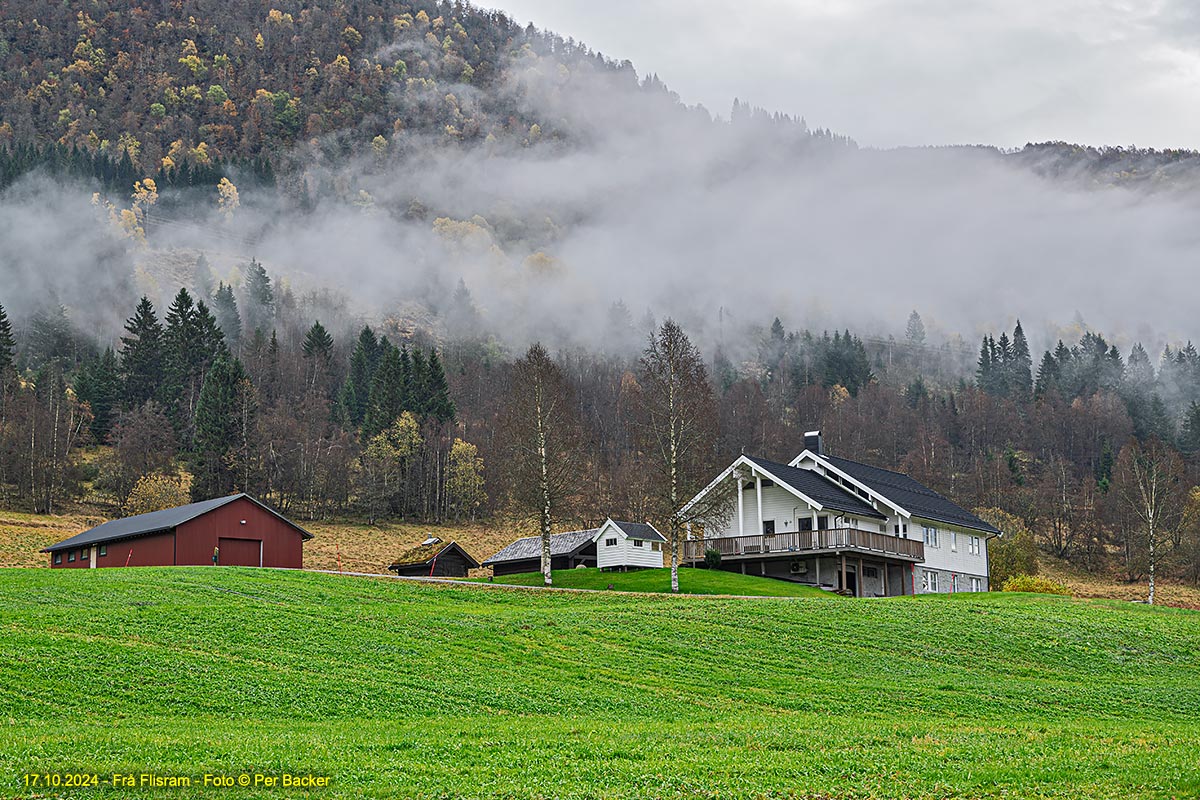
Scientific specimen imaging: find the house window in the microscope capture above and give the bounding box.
[68,551,76,563]
[99,545,107,557]
[951,533,957,552]
[762,520,775,535]
[969,536,981,556]
[817,516,829,531]
[633,540,644,548]
[923,527,939,547]
[922,570,939,592]
[971,577,982,592]
[81,547,89,560]
[53,553,62,565]
[652,542,661,552]
[799,517,814,532]
[863,566,878,579]
[879,524,887,533]
[605,538,617,547]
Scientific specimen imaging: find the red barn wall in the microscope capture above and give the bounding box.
[175,497,305,569]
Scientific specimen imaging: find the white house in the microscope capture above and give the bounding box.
[593,519,666,570]
[682,431,1001,596]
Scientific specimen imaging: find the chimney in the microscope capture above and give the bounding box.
[804,430,823,456]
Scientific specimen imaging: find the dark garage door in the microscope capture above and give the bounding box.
[218,537,262,567]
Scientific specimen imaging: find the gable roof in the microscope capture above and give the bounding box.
[822,455,1001,535]
[595,520,667,543]
[744,456,886,520]
[482,529,597,565]
[41,494,313,553]
[388,540,479,571]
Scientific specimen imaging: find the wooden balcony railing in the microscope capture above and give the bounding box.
[683,528,925,562]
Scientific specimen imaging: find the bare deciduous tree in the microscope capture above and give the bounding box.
[635,320,733,593]
[1113,438,1185,605]
[500,344,585,586]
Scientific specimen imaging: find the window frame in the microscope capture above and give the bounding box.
[762,520,776,536]
[99,545,107,557]
[970,577,982,592]
[68,550,76,563]
[604,537,617,547]
[922,569,939,592]
[923,527,939,548]
[632,539,644,548]
[54,552,62,565]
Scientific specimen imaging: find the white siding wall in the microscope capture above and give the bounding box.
[913,519,990,593]
[596,524,665,569]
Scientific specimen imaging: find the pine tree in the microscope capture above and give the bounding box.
[190,354,255,500]
[1010,320,1033,398]
[425,349,455,424]
[119,297,164,408]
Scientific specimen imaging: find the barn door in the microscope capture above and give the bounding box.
[218,537,263,567]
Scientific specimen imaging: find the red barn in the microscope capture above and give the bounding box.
[42,494,312,569]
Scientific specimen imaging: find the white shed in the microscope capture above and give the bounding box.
[593,519,666,570]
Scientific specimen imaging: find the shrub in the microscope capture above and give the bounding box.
[704,548,722,569]
[974,507,1039,586]
[1001,574,1070,596]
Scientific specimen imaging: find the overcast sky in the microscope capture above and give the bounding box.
[493,0,1200,149]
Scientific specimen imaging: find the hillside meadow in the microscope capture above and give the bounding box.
[1,567,1198,799]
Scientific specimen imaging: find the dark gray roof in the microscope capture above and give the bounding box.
[745,456,886,520]
[483,529,597,565]
[42,494,313,553]
[823,455,1001,535]
[610,520,666,542]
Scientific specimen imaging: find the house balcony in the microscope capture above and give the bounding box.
[683,528,925,563]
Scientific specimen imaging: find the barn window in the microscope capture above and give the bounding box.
[53,553,62,565]
[633,540,644,548]
[99,545,107,557]
[605,538,617,547]
[863,566,878,579]
[68,551,76,562]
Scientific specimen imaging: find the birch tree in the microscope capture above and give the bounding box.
[635,320,732,593]
[1113,438,1185,605]
[499,344,583,586]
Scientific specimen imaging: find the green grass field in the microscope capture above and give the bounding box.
[475,566,833,596]
[2,567,1198,799]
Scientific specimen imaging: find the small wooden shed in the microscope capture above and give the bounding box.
[388,538,479,578]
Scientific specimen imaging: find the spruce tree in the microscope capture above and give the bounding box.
[1010,321,1033,398]
[409,347,429,414]
[75,348,121,441]
[1180,402,1200,456]
[1034,350,1060,398]
[212,282,241,353]
[243,259,274,332]
[363,343,404,439]
[0,302,14,377]
[339,326,380,426]
[426,349,455,424]
[191,354,255,500]
[119,297,164,408]
[976,336,994,393]
[905,310,926,347]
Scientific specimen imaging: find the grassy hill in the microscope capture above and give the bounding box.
[478,567,832,597]
[2,568,1199,798]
